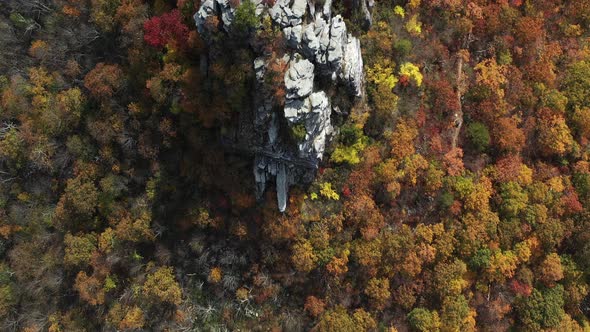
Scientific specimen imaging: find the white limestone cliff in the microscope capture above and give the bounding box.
[195,0,365,211]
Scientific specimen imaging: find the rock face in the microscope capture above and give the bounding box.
[195,0,365,211]
[284,57,314,100]
[270,0,307,27]
[355,0,374,29]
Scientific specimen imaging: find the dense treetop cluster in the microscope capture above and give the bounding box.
[1,0,590,331]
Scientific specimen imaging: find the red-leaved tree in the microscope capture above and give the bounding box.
[143,10,189,49]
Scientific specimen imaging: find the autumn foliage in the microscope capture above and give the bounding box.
[83,63,123,99]
[143,10,189,49]
[2,0,590,331]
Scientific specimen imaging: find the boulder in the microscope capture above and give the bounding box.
[291,0,307,20]
[299,15,349,75]
[270,0,305,27]
[253,0,266,15]
[284,88,332,160]
[284,57,314,99]
[284,97,311,120]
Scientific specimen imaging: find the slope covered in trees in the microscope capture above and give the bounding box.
[1,0,590,331]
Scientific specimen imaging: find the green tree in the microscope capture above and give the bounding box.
[0,127,25,169]
[434,259,467,299]
[331,124,368,165]
[407,308,441,332]
[564,60,590,110]
[515,285,565,331]
[469,248,492,270]
[572,172,590,200]
[466,122,490,153]
[233,0,258,33]
[441,295,474,332]
[394,39,412,58]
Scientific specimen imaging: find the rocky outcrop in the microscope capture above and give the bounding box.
[355,0,374,29]
[195,0,365,211]
[342,37,364,97]
[270,0,307,27]
[194,0,235,33]
[284,57,314,100]
[283,56,333,161]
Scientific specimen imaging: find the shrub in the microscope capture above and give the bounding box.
[394,39,412,58]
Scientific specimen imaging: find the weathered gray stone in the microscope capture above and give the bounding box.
[307,0,316,17]
[254,57,266,81]
[322,0,332,19]
[268,113,279,144]
[217,0,236,28]
[291,0,307,19]
[270,0,304,27]
[360,0,372,28]
[301,22,321,59]
[284,97,310,119]
[283,25,303,48]
[301,91,332,160]
[253,57,273,127]
[316,19,331,64]
[284,57,314,99]
[195,0,268,33]
[341,36,364,97]
[194,0,218,34]
[253,0,266,15]
[326,16,347,70]
[276,162,288,211]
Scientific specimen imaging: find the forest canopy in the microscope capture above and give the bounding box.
[1,0,590,331]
